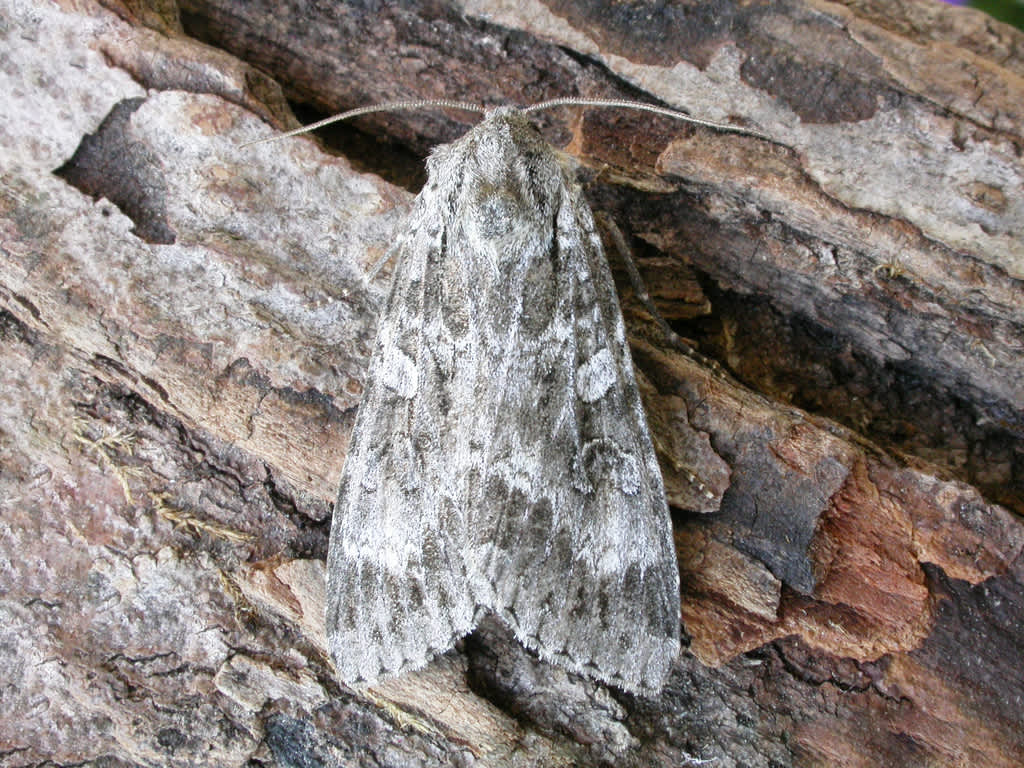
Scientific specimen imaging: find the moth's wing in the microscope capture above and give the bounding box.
[474,179,681,694]
[325,189,480,685]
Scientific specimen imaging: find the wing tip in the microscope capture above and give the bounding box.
[510,623,680,695]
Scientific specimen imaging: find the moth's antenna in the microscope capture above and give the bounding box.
[242,96,770,148]
[523,97,770,141]
[240,100,486,147]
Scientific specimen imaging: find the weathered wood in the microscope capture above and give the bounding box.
[1,0,1021,765]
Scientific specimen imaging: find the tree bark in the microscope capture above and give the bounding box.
[1,0,1021,765]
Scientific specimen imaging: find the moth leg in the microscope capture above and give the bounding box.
[337,248,396,300]
[364,247,398,282]
[595,211,727,377]
[593,213,722,504]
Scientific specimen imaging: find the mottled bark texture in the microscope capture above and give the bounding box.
[1,0,1021,765]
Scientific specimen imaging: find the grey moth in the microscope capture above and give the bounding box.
[324,105,682,694]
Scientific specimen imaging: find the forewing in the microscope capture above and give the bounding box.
[326,184,479,685]
[440,113,681,693]
[482,184,680,693]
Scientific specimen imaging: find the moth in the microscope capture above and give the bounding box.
[253,99,758,694]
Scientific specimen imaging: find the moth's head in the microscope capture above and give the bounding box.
[450,113,566,256]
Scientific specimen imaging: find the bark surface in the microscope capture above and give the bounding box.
[1,0,1021,765]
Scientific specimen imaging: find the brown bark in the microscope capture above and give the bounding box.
[1,0,1021,765]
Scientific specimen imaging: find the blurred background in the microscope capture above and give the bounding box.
[948,0,1023,29]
